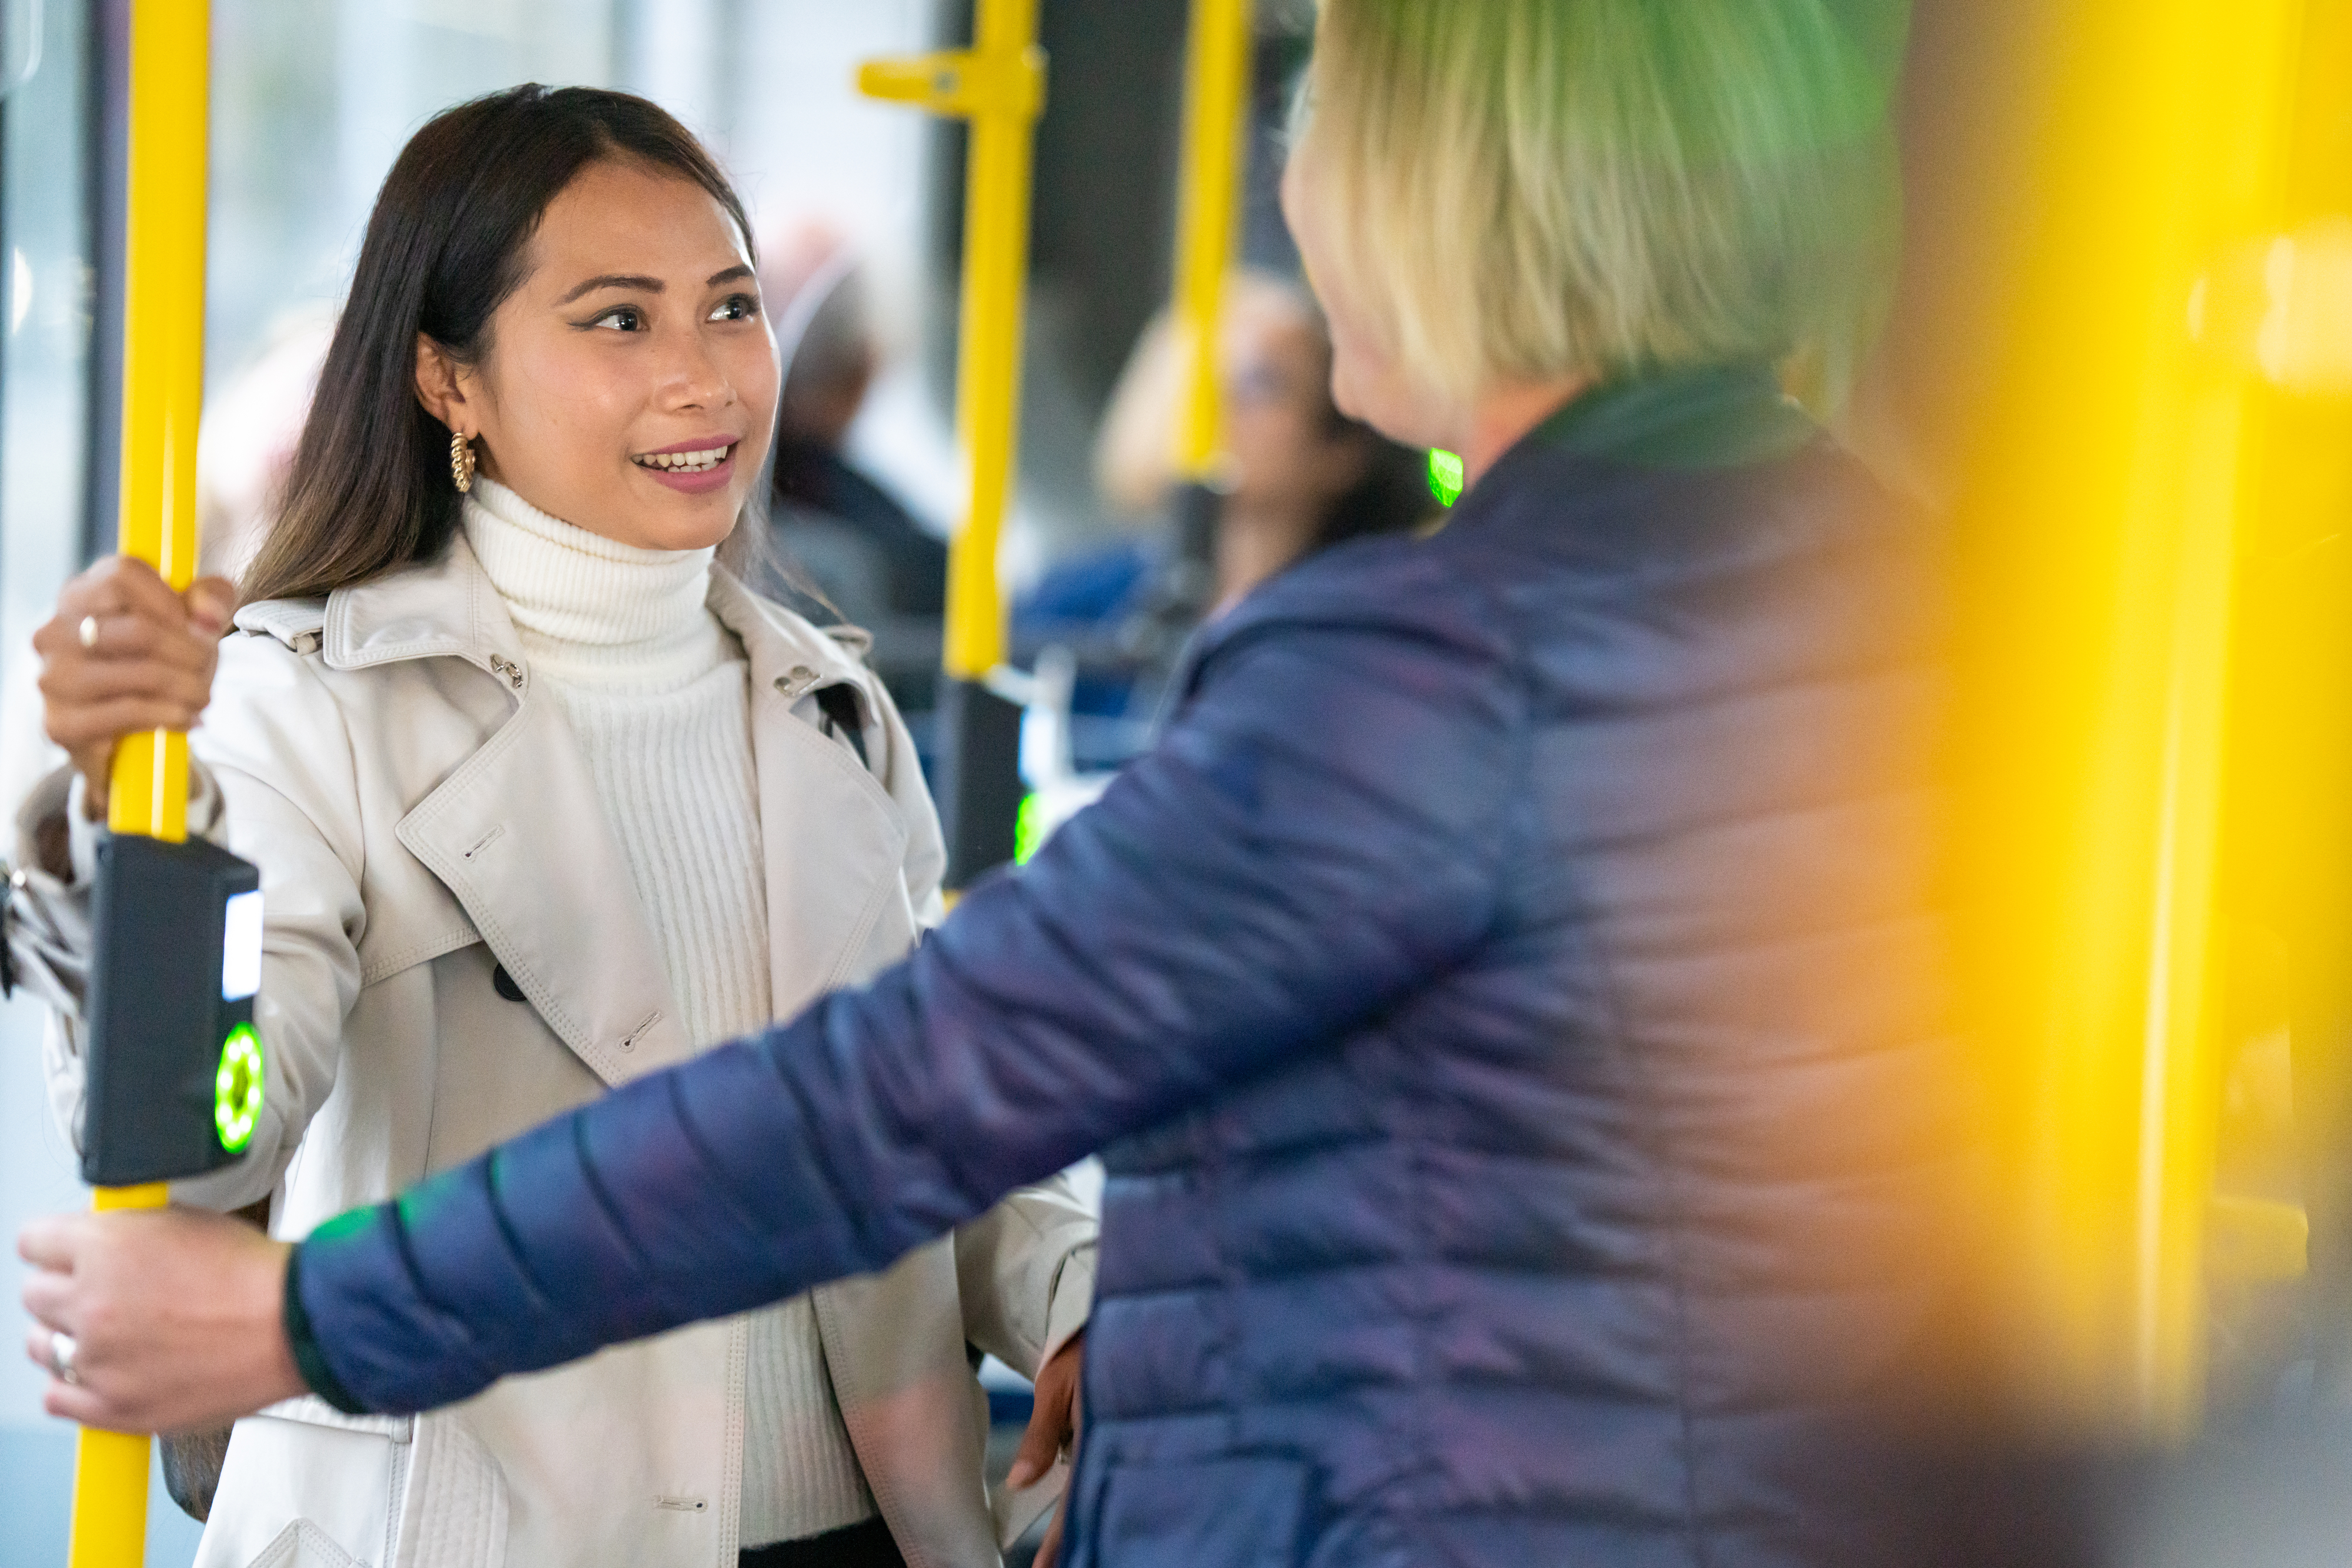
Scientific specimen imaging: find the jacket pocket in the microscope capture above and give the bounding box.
[197,1408,403,1568]
[245,1519,363,1568]
[390,1410,509,1568]
[1093,1456,1312,1567]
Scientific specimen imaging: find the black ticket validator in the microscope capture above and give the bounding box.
[80,834,266,1186]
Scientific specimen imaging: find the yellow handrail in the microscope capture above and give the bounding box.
[104,0,206,847]
[1950,0,2323,1436]
[1170,0,1253,481]
[71,0,210,1560]
[858,0,1046,681]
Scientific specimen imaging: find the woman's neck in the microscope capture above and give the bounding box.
[463,476,724,692]
[1458,375,1591,490]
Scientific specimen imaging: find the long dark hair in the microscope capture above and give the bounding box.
[241,85,756,606]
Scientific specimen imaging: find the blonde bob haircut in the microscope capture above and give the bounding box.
[1297,0,1899,407]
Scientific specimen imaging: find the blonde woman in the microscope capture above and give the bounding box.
[10,86,1091,1568]
[27,6,1956,1566]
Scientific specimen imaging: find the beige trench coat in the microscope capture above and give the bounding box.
[16,538,1094,1568]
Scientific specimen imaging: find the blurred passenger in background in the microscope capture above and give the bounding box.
[13,87,1091,1568]
[1018,270,1430,767]
[1094,269,1432,614]
[26,5,1964,1566]
[760,220,947,718]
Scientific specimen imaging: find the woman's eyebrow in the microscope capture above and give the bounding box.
[554,265,752,306]
[555,273,663,305]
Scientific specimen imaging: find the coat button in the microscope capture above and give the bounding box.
[492,964,527,1003]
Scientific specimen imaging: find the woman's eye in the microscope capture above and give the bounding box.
[589,305,645,332]
[709,293,760,323]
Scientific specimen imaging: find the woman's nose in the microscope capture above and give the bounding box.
[653,325,733,410]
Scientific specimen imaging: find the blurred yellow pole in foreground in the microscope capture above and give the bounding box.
[1954,0,2352,1436]
[71,0,209,1561]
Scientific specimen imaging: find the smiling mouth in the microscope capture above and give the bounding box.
[632,443,736,474]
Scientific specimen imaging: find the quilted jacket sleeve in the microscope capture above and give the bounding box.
[293,573,1525,1415]
[870,651,1098,1375]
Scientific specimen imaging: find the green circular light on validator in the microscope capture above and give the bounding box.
[1428,448,1465,508]
[215,1022,264,1154]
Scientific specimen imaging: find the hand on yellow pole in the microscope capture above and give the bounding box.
[23,1202,305,1436]
[32,559,234,826]
[65,1185,168,1567]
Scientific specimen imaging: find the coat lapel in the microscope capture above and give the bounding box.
[327,540,911,1087]
[338,539,692,1089]
[395,692,693,1087]
[710,572,911,1020]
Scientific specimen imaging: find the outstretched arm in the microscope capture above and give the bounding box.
[28,587,1521,1430]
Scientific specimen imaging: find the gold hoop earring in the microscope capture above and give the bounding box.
[450,430,476,494]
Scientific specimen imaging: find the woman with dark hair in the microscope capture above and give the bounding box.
[8,85,1094,1568]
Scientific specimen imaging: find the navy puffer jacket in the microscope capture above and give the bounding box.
[293,366,1960,1566]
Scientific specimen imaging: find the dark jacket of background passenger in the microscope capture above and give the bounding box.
[290,366,1962,1567]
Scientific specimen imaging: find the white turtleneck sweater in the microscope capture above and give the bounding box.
[463,479,877,1549]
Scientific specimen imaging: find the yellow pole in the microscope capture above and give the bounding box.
[67,1178,172,1567]
[858,0,1045,681]
[1171,0,1252,480]
[106,0,206,845]
[1950,0,2312,1436]
[71,0,209,1560]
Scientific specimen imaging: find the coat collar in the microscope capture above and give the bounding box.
[262,535,909,1091]
[306,534,878,713]
[1515,362,1818,474]
[702,561,878,721]
[322,536,522,674]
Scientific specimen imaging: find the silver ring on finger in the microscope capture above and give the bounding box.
[49,1329,80,1386]
[78,614,100,651]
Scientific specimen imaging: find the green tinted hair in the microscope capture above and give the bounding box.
[1296,0,1900,407]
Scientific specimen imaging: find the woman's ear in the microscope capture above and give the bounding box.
[413,335,472,434]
